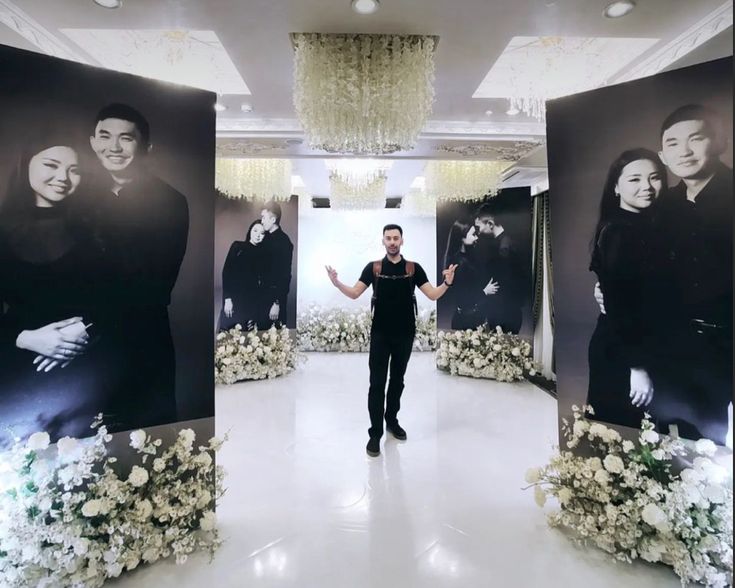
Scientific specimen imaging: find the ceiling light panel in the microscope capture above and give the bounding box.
[60,29,251,94]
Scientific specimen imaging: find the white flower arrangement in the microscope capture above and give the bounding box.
[296,306,437,352]
[526,405,733,587]
[0,417,226,587]
[215,324,301,385]
[435,325,539,382]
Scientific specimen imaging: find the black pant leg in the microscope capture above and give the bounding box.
[368,330,391,439]
[385,333,415,425]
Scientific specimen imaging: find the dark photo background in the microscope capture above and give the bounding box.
[435,187,533,338]
[0,45,215,439]
[214,193,298,331]
[547,57,732,440]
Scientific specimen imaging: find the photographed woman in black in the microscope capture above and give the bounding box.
[219,219,268,331]
[587,148,667,428]
[443,220,495,330]
[0,133,118,445]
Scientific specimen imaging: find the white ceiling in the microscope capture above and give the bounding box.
[0,0,732,197]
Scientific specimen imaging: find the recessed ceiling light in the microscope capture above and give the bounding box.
[351,0,380,15]
[484,109,493,116]
[214,102,226,112]
[603,0,635,18]
[93,0,122,8]
[506,107,520,116]
[240,103,253,113]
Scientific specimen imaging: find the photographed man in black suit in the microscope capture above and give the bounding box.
[474,204,522,333]
[260,200,293,328]
[653,104,732,444]
[89,103,189,428]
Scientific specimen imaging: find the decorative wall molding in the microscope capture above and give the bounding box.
[216,117,546,139]
[0,0,91,63]
[613,0,733,84]
[216,140,292,156]
[434,140,543,160]
[216,118,304,135]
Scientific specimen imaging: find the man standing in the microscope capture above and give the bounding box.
[260,200,293,328]
[474,204,522,333]
[654,104,732,444]
[89,103,189,428]
[326,224,456,457]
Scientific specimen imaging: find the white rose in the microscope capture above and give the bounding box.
[81,499,102,517]
[622,440,635,453]
[594,469,610,485]
[179,428,196,448]
[703,484,726,504]
[572,420,589,437]
[587,457,602,471]
[679,468,703,484]
[194,452,213,468]
[142,548,160,563]
[197,490,212,509]
[492,344,502,352]
[56,436,79,457]
[524,467,541,484]
[129,430,146,450]
[641,503,667,528]
[651,449,665,460]
[200,511,217,531]
[511,347,520,357]
[695,439,717,457]
[557,488,573,505]
[152,458,166,473]
[137,499,153,519]
[73,538,90,555]
[534,485,546,507]
[603,455,624,474]
[127,465,149,487]
[27,432,50,451]
[640,429,659,444]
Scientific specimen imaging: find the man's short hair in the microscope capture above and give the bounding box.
[383,223,403,236]
[94,103,151,146]
[474,203,495,221]
[263,200,282,224]
[661,104,722,139]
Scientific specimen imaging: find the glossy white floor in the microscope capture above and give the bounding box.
[112,352,681,588]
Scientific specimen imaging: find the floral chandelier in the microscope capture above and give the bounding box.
[424,160,510,203]
[329,175,387,210]
[400,177,435,217]
[291,33,437,155]
[215,158,292,201]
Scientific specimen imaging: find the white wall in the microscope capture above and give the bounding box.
[298,208,437,313]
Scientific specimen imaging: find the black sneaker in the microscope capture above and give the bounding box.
[366,437,381,457]
[386,422,407,441]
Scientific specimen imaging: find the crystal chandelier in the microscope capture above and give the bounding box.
[329,176,387,210]
[327,159,391,210]
[400,177,436,217]
[424,161,510,203]
[215,158,292,201]
[291,33,437,154]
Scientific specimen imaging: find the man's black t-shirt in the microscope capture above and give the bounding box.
[359,256,428,334]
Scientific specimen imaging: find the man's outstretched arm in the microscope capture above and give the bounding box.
[326,265,368,300]
[418,263,458,301]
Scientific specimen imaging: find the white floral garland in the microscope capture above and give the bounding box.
[215,325,301,384]
[297,306,437,352]
[435,326,539,382]
[525,406,733,587]
[0,418,225,587]
[292,33,436,154]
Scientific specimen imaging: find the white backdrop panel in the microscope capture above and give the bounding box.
[298,209,437,313]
